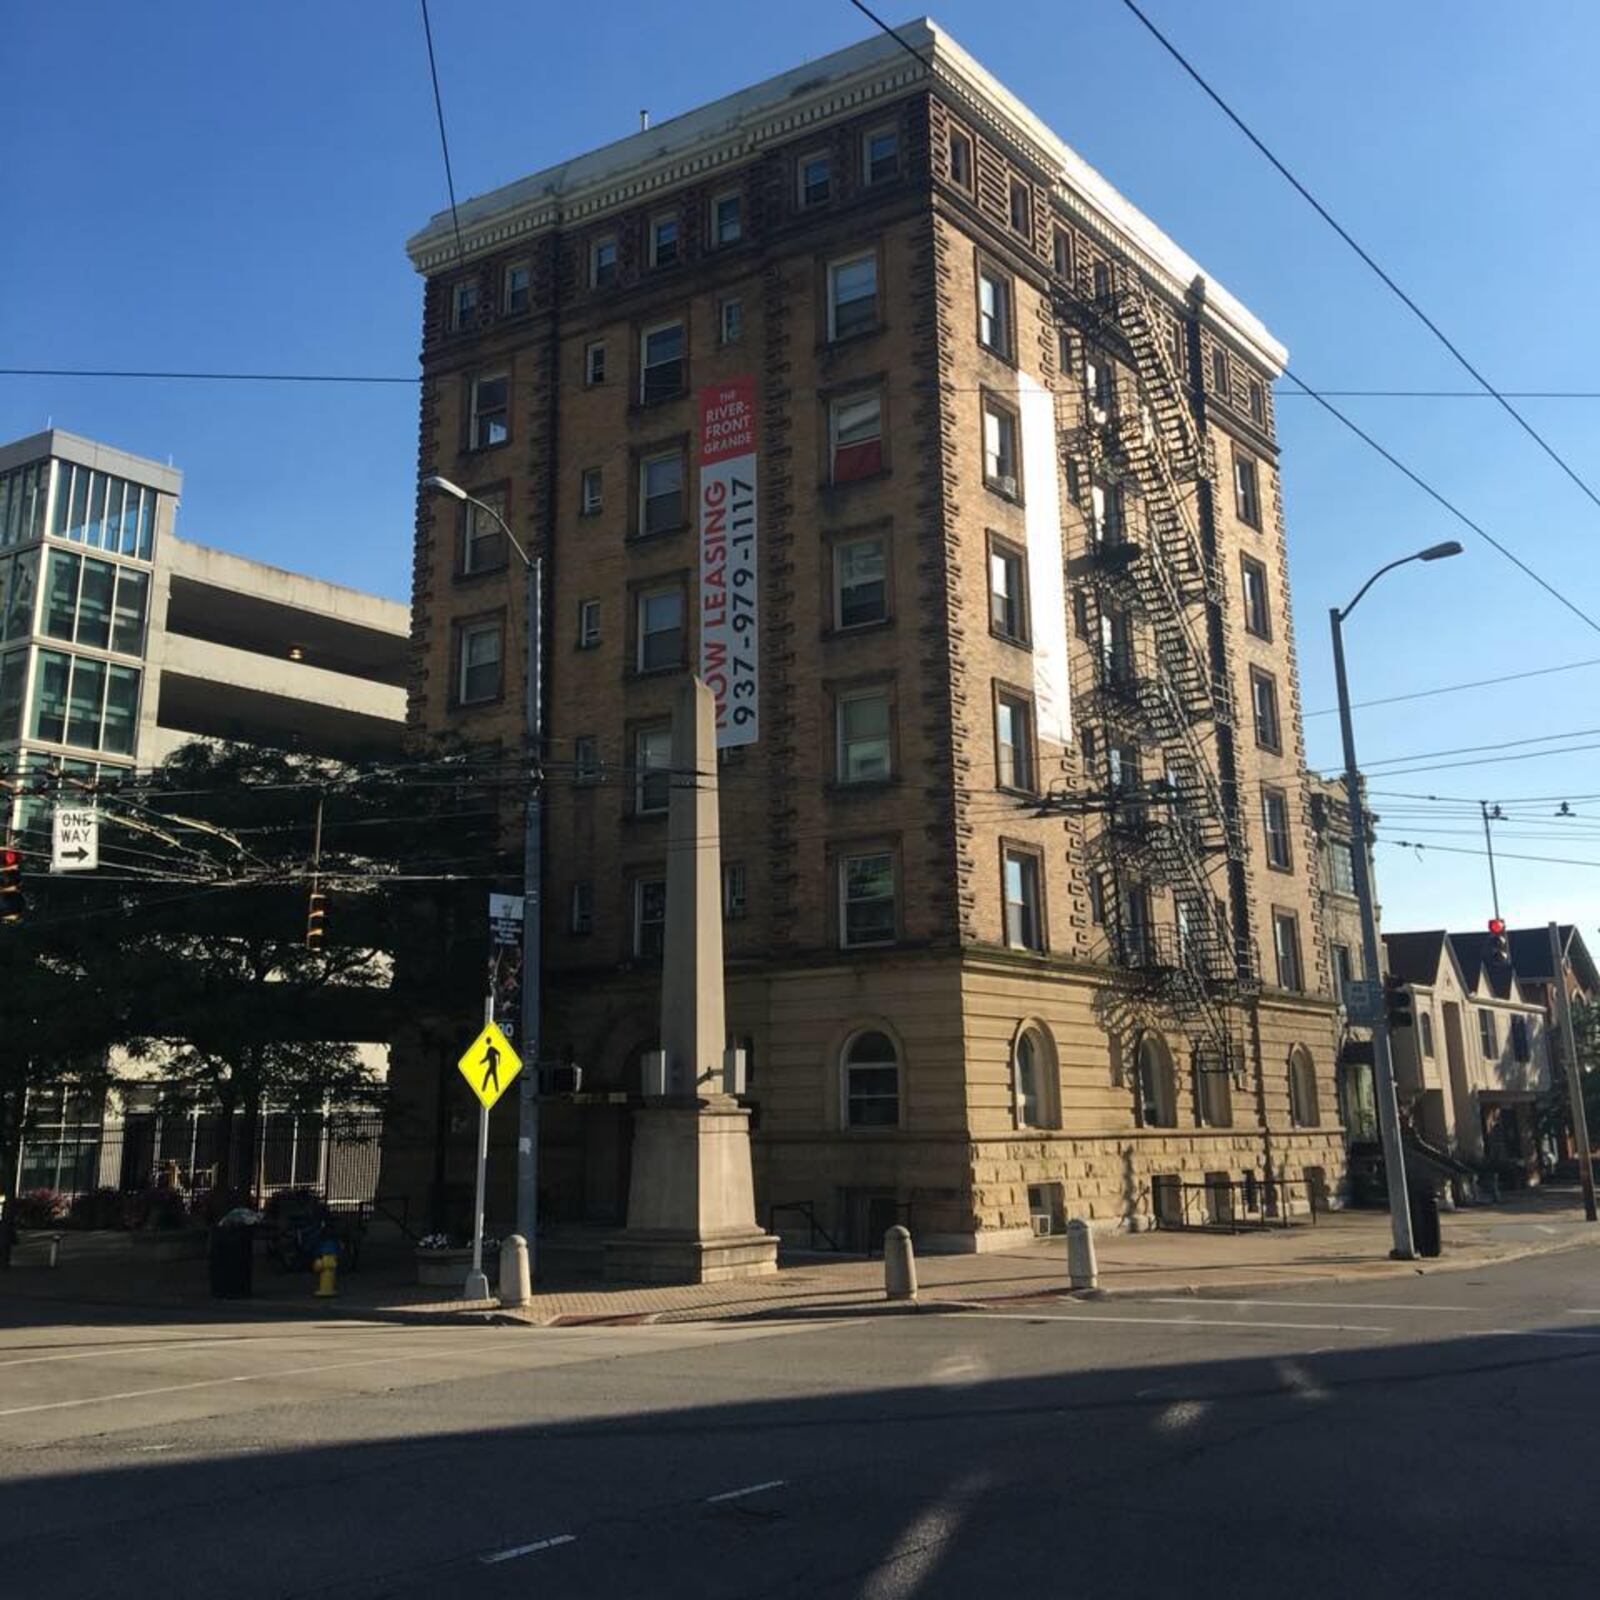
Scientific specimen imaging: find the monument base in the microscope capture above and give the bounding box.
[605,1099,778,1284]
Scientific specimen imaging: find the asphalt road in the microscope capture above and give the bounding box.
[3,1249,1599,1599]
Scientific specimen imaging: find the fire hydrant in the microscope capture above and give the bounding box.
[313,1245,339,1298]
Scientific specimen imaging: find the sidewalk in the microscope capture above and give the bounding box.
[5,1188,1594,1329]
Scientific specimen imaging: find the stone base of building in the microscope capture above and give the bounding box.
[603,1229,779,1284]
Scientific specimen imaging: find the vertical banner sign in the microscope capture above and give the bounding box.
[699,376,759,747]
[488,892,524,1045]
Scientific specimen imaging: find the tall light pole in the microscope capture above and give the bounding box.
[1330,539,1462,1260]
[423,474,544,1274]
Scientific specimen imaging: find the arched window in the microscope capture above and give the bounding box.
[1289,1046,1320,1128]
[1136,1033,1176,1128]
[1013,1024,1059,1129]
[842,1030,900,1128]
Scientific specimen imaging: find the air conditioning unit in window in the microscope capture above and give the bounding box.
[1030,1213,1052,1238]
[997,474,1018,498]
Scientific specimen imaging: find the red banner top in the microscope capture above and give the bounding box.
[699,376,757,464]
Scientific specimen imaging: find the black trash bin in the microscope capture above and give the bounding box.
[208,1216,257,1298]
[1409,1185,1442,1258]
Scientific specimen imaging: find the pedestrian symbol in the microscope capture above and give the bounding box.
[456,1022,522,1110]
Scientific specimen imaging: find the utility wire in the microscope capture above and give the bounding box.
[1115,0,1600,515]
[418,0,466,265]
[1303,654,1600,719]
[845,0,932,69]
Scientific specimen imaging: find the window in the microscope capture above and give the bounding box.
[573,734,600,782]
[638,450,685,535]
[840,854,895,948]
[28,651,139,755]
[569,882,594,936]
[41,551,149,654]
[713,191,742,245]
[1008,179,1031,236]
[463,489,508,573]
[640,321,685,403]
[1016,1029,1046,1127]
[1250,668,1281,752]
[1262,788,1292,870]
[0,650,26,743]
[842,1029,899,1126]
[829,392,883,482]
[590,236,618,288]
[948,129,973,189]
[988,540,1028,641]
[1089,871,1108,926]
[577,598,601,649]
[978,267,1011,357]
[835,535,888,629]
[1331,943,1354,1003]
[451,279,478,332]
[470,374,509,449]
[1419,1011,1435,1059]
[1288,1047,1320,1128]
[649,215,680,268]
[1053,227,1072,279]
[1196,1051,1232,1129]
[457,620,502,705]
[636,587,684,672]
[503,262,531,315]
[634,878,667,959]
[1327,841,1357,896]
[838,689,891,783]
[1248,378,1266,425]
[1233,450,1261,527]
[719,297,743,345]
[1090,481,1123,546]
[1092,259,1112,299]
[1085,349,1115,422]
[1136,1034,1177,1128]
[722,862,747,920]
[995,693,1035,792]
[585,342,607,385]
[1273,911,1304,992]
[1241,556,1270,637]
[800,152,831,207]
[1512,1014,1532,1063]
[863,126,899,184]
[581,467,603,517]
[1478,1008,1498,1059]
[1002,847,1044,951]
[1072,589,1090,640]
[982,398,1019,497]
[1211,347,1231,399]
[635,725,672,814]
[827,254,878,341]
[1099,608,1132,687]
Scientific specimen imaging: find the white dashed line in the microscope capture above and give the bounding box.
[480,1534,576,1565]
[706,1479,786,1504]
[1144,1297,1474,1315]
[952,1310,1389,1334]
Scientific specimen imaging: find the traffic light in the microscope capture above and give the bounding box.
[1383,973,1413,1030]
[0,846,23,925]
[305,889,326,949]
[1487,916,1510,963]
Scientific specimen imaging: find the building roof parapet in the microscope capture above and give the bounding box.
[404,17,1286,375]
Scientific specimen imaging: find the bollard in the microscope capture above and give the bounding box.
[499,1233,532,1309]
[883,1224,917,1302]
[1065,1217,1098,1292]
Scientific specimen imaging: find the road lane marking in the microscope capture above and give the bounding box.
[1156,1399,1209,1431]
[1566,1309,1600,1316]
[0,1338,278,1370]
[952,1310,1389,1334]
[480,1535,576,1565]
[1487,1328,1600,1341]
[706,1479,786,1504]
[0,1339,511,1419]
[1144,1297,1474,1314]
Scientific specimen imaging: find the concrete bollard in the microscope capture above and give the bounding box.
[1066,1217,1098,1292]
[883,1224,918,1302]
[499,1233,532,1308]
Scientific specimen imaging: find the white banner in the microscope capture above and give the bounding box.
[1018,369,1072,746]
[698,377,759,747]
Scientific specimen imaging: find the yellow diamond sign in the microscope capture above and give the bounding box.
[457,1022,522,1111]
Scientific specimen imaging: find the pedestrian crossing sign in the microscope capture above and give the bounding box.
[457,1022,523,1111]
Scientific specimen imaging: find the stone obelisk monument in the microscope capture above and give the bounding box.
[604,677,778,1283]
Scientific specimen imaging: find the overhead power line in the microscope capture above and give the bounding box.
[418,0,466,264]
[1303,654,1600,719]
[1115,0,1600,516]
[1280,390,1600,401]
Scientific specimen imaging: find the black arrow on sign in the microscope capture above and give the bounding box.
[59,847,90,862]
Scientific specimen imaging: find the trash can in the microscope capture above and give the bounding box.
[1408,1185,1442,1258]
[208,1211,258,1298]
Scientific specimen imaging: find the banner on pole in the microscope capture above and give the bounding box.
[698,376,758,748]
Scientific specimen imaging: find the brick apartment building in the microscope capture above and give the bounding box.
[392,21,1345,1250]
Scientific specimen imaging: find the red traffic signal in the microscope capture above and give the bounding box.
[1488,918,1506,935]
[1,846,24,925]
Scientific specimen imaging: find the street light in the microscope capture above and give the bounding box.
[1330,538,1462,1260]
[422,473,544,1274]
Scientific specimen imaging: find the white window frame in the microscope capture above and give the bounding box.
[712,190,742,246]
[590,235,619,289]
[577,598,601,650]
[1002,847,1044,951]
[462,491,507,574]
[584,341,607,385]
[828,391,883,482]
[978,267,1011,357]
[1234,451,1261,526]
[634,725,672,815]
[982,398,1019,497]
[840,1028,901,1128]
[1262,788,1292,870]
[503,261,531,315]
[719,297,743,345]
[826,253,878,342]
[470,374,509,450]
[834,535,888,630]
[722,861,747,920]
[837,688,892,784]
[799,150,832,207]
[636,585,684,674]
[996,693,1035,793]
[1273,912,1303,992]
[1478,1008,1498,1059]
[649,214,680,269]
[451,279,478,332]
[839,854,896,949]
[457,620,502,705]
[638,449,685,537]
[633,877,667,958]
[640,320,685,404]
[1242,556,1270,637]
[988,542,1027,640]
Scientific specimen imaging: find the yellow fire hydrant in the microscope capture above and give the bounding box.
[313,1248,338,1298]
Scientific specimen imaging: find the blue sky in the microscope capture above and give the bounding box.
[5,1,1599,941]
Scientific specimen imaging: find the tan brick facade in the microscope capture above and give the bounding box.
[394,27,1346,1249]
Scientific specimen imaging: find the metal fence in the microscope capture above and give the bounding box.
[1149,1172,1327,1232]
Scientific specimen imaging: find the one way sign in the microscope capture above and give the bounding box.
[52,806,99,873]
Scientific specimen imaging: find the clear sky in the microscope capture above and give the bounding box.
[5,1,1599,942]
